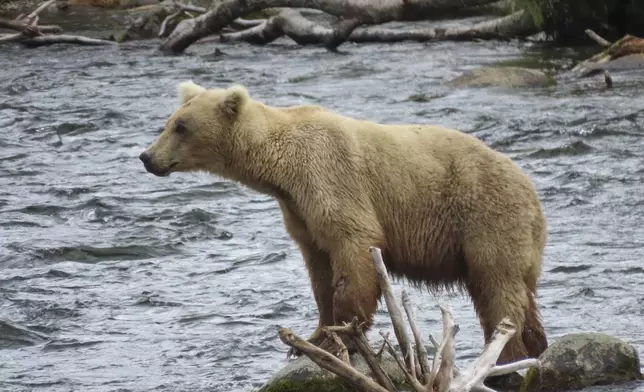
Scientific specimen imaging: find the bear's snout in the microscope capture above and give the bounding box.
[139,151,176,177]
[139,151,151,165]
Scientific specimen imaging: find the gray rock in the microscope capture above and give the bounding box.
[522,332,643,392]
[449,67,556,89]
[257,351,408,392]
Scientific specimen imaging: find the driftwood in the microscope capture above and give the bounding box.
[0,0,114,46]
[278,246,541,392]
[159,0,539,53]
[219,8,536,46]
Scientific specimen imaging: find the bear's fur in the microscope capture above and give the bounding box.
[140,81,549,365]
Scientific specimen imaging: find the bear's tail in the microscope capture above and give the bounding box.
[522,292,548,358]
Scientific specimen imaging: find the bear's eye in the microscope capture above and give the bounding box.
[175,121,187,135]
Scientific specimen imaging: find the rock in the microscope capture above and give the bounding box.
[257,351,407,392]
[448,66,556,88]
[522,332,643,392]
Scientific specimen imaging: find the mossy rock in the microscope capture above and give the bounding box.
[258,352,408,392]
[521,332,643,392]
[448,67,556,89]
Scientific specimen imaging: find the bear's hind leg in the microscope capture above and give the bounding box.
[522,289,548,358]
[466,266,530,365]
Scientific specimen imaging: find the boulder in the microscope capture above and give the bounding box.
[448,66,556,88]
[257,351,407,392]
[522,332,643,392]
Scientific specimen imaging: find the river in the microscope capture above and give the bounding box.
[1,32,643,392]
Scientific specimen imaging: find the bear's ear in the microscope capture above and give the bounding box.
[219,84,249,118]
[178,80,206,104]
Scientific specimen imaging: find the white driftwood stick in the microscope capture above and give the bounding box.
[402,289,431,384]
[408,340,416,379]
[585,28,610,47]
[450,318,521,392]
[159,9,185,37]
[23,0,56,24]
[380,331,426,392]
[488,358,540,377]
[20,35,115,46]
[0,33,23,42]
[435,305,458,392]
[369,246,413,371]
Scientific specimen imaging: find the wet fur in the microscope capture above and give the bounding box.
[142,81,549,365]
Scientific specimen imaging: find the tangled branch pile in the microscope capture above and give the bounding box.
[278,247,541,392]
[0,0,115,46]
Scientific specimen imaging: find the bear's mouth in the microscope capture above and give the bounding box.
[150,162,178,177]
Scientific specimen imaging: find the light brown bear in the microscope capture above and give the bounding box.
[139,81,548,365]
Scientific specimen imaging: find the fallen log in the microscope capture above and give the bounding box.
[278,246,541,392]
[219,8,537,45]
[159,0,517,54]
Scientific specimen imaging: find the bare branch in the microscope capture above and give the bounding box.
[0,18,61,34]
[325,318,397,391]
[451,318,516,392]
[22,0,56,24]
[585,29,610,47]
[380,331,427,392]
[20,35,115,47]
[159,9,185,38]
[369,246,413,372]
[402,289,431,384]
[328,331,351,365]
[435,305,458,392]
[488,358,540,377]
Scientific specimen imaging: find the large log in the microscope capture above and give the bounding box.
[219,8,537,45]
[159,0,506,53]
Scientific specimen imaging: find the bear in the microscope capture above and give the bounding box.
[139,80,549,365]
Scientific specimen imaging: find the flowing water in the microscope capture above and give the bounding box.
[1,30,644,392]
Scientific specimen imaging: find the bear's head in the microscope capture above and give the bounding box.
[139,80,249,177]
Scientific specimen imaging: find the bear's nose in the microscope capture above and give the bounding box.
[139,151,151,165]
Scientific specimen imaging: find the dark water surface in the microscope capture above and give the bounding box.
[1,36,644,392]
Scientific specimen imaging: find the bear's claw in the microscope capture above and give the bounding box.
[286,346,304,359]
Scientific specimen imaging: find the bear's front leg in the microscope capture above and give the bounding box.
[330,241,382,351]
[286,242,335,359]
